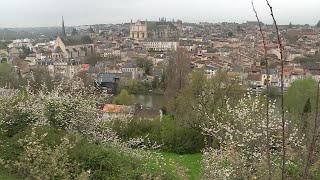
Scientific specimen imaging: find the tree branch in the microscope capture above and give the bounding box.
[252,1,272,179]
[265,0,285,179]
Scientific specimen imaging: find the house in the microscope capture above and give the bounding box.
[96,73,121,93]
[133,106,162,119]
[261,69,278,87]
[34,59,81,79]
[25,53,37,64]
[142,41,178,52]
[102,104,135,119]
[122,63,144,79]
[204,65,217,78]
[302,63,320,82]
[80,64,90,71]
[179,40,195,51]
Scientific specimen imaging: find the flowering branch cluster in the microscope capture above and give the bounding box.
[201,93,304,178]
[0,81,181,178]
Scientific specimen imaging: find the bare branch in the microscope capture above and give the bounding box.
[265,0,285,179]
[251,1,272,179]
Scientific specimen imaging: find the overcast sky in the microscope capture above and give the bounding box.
[0,0,319,27]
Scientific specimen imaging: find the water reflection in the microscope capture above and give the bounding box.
[135,94,166,109]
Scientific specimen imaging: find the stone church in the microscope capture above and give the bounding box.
[130,18,178,41]
[52,17,95,59]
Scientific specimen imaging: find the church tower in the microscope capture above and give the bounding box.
[62,16,66,37]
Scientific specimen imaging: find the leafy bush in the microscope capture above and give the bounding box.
[0,82,183,179]
[110,116,205,154]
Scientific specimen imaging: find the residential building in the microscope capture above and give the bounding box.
[34,59,81,79]
[142,41,178,52]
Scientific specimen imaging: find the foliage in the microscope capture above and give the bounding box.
[174,70,244,131]
[0,63,61,91]
[0,82,185,179]
[0,63,20,88]
[119,79,152,94]
[165,48,191,103]
[109,116,205,154]
[262,86,279,98]
[0,42,8,49]
[201,93,305,179]
[152,76,160,89]
[293,54,320,64]
[2,129,89,180]
[0,166,18,180]
[161,116,205,154]
[71,140,166,179]
[135,57,153,75]
[286,31,298,44]
[317,20,320,28]
[285,79,317,133]
[112,89,136,105]
[71,28,79,36]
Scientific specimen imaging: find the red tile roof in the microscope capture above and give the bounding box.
[103,104,122,113]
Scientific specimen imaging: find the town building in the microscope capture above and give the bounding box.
[130,18,179,41]
[51,17,95,60]
[34,59,81,80]
[142,41,178,52]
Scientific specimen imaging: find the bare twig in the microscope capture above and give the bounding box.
[251,1,272,179]
[265,0,285,179]
[304,81,320,179]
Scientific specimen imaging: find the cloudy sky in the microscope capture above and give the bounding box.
[0,0,319,27]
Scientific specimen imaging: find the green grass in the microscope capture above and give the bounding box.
[160,152,202,180]
[0,167,18,180]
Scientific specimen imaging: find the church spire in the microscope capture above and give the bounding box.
[62,16,66,37]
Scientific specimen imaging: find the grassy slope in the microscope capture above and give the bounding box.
[0,167,17,180]
[160,152,202,180]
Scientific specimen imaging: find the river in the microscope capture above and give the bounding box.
[135,94,167,109]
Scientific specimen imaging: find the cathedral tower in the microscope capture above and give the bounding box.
[62,16,66,37]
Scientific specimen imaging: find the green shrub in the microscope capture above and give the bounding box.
[160,116,204,154]
[110,116,205,154]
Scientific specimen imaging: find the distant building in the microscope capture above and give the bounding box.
[51,17,95,59]
[96,73,121,93]
[34,59,81,80]
[122,63,144,79]
[204,65,217,78]
[102,104,135,119]
[142,41,178,52]
[52,36,95,59]
[130,18,178,41]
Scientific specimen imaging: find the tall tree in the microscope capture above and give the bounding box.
[71,28,79,36]
[112,89,136,105]
[317,20,320,28]
[302,98,312,132]
[165,48,191,111]
[175,70,243,132]
[135,58,153,75]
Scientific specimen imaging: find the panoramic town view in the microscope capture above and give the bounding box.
[0,0,320,179]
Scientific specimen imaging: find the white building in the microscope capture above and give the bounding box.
[143,41,178,52]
